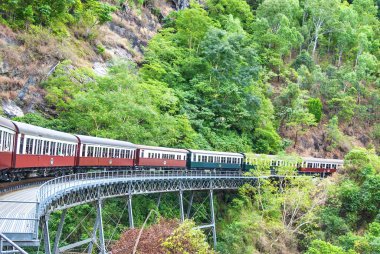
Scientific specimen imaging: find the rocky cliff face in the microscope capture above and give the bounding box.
[0,1,174,117]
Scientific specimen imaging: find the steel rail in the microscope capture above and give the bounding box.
[0,233,28,254]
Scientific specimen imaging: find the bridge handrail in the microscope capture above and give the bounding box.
[37,170,243,203]
[0,232,28,254]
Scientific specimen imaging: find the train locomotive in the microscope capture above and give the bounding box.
[0,116,344,181]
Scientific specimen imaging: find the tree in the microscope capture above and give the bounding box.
[207,0,254,31]
[175,4,214,50]
[161,220,216,254]
[306,240,356,254]
[307,98,323,123]
[286,99,317,147]
[304,0,340,58]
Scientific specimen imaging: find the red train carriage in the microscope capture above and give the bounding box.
[12,120,78,178]
[136,145,188,169]
[76,135,136,168]
[0,117,16,173]
[299,157,344,174]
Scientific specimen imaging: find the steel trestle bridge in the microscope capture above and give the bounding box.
[0,170,272,253]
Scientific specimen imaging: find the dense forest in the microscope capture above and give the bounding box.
[1,0,379,253]
[1,0,379,157]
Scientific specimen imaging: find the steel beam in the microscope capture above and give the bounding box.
[127,194,134,229]
[87,207,100,254]
[209,190,217,249]
[179,190,184,222]
[156,193,162,209]
[43,214,51,254]
[96,200,106,254]
[53,209,66,254]
[186,191,194,219]
[59,238,92,253]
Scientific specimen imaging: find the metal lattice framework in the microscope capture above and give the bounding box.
[2,170,280,253]
[37,170,263,216]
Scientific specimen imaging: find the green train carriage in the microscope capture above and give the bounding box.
[187,149,245,171]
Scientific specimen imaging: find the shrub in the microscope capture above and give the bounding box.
[307,98,323,123]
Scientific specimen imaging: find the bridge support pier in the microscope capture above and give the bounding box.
[43,214,51,254]
[87,207,100,254]
[97,199,106,254]
[187,191,194,219]
[156,193,162,209]
[53,209,67,254]
[179,190,185,222]
[128,193,134,229]
[209,189,217,249]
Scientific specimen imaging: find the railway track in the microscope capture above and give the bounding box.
[0,177,53,195]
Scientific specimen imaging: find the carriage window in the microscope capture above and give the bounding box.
[44,141,49,155]
[326,164,331,169]
[101,148,107,157]
[320,164,325,168]
[81,144,85,157]
[3,132,8,152]
[332,164,337,169]
[35,140,42,155]
[221,157,226,163]
[307,163,313,168]
[67,144,72,156]
[61,143,66,156]
[25,138,32,154]
[227,157,231,163]
[126,150,130,159]
[0,130,2,151]
[177,155,180,160]
[18,136,24,154]
[50,142,56,155]
[86,146,91,157]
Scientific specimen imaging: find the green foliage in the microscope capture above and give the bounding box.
[0,0,115,32]
[292,50,315,71]
[307,98,323,123]
[252,127,282,154]
[326,116,346,151]
[41,60,199,148]
[161,220,216,254]
[218,174,319,253]
[141,3,282,153]
[305,239,356,254]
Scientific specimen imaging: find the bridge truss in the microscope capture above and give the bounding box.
[2,170,275,253]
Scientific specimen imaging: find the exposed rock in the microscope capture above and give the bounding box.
[108,46,133,60]
[0,60,10,74]
[17,76,39,102]
[359,134,371,146]
[93,62,108,76]
[2,100,24,117]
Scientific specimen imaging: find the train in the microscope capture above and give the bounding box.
[0,116,344,181]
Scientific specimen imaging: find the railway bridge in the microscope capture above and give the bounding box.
[0,170,271,254]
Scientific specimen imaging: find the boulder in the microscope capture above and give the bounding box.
[2,100,24,117]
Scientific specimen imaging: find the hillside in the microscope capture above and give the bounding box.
[0,0,379,158]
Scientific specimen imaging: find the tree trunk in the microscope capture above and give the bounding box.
[355,48,362,67]
[312,30,319,58]
[338,49,343,67]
